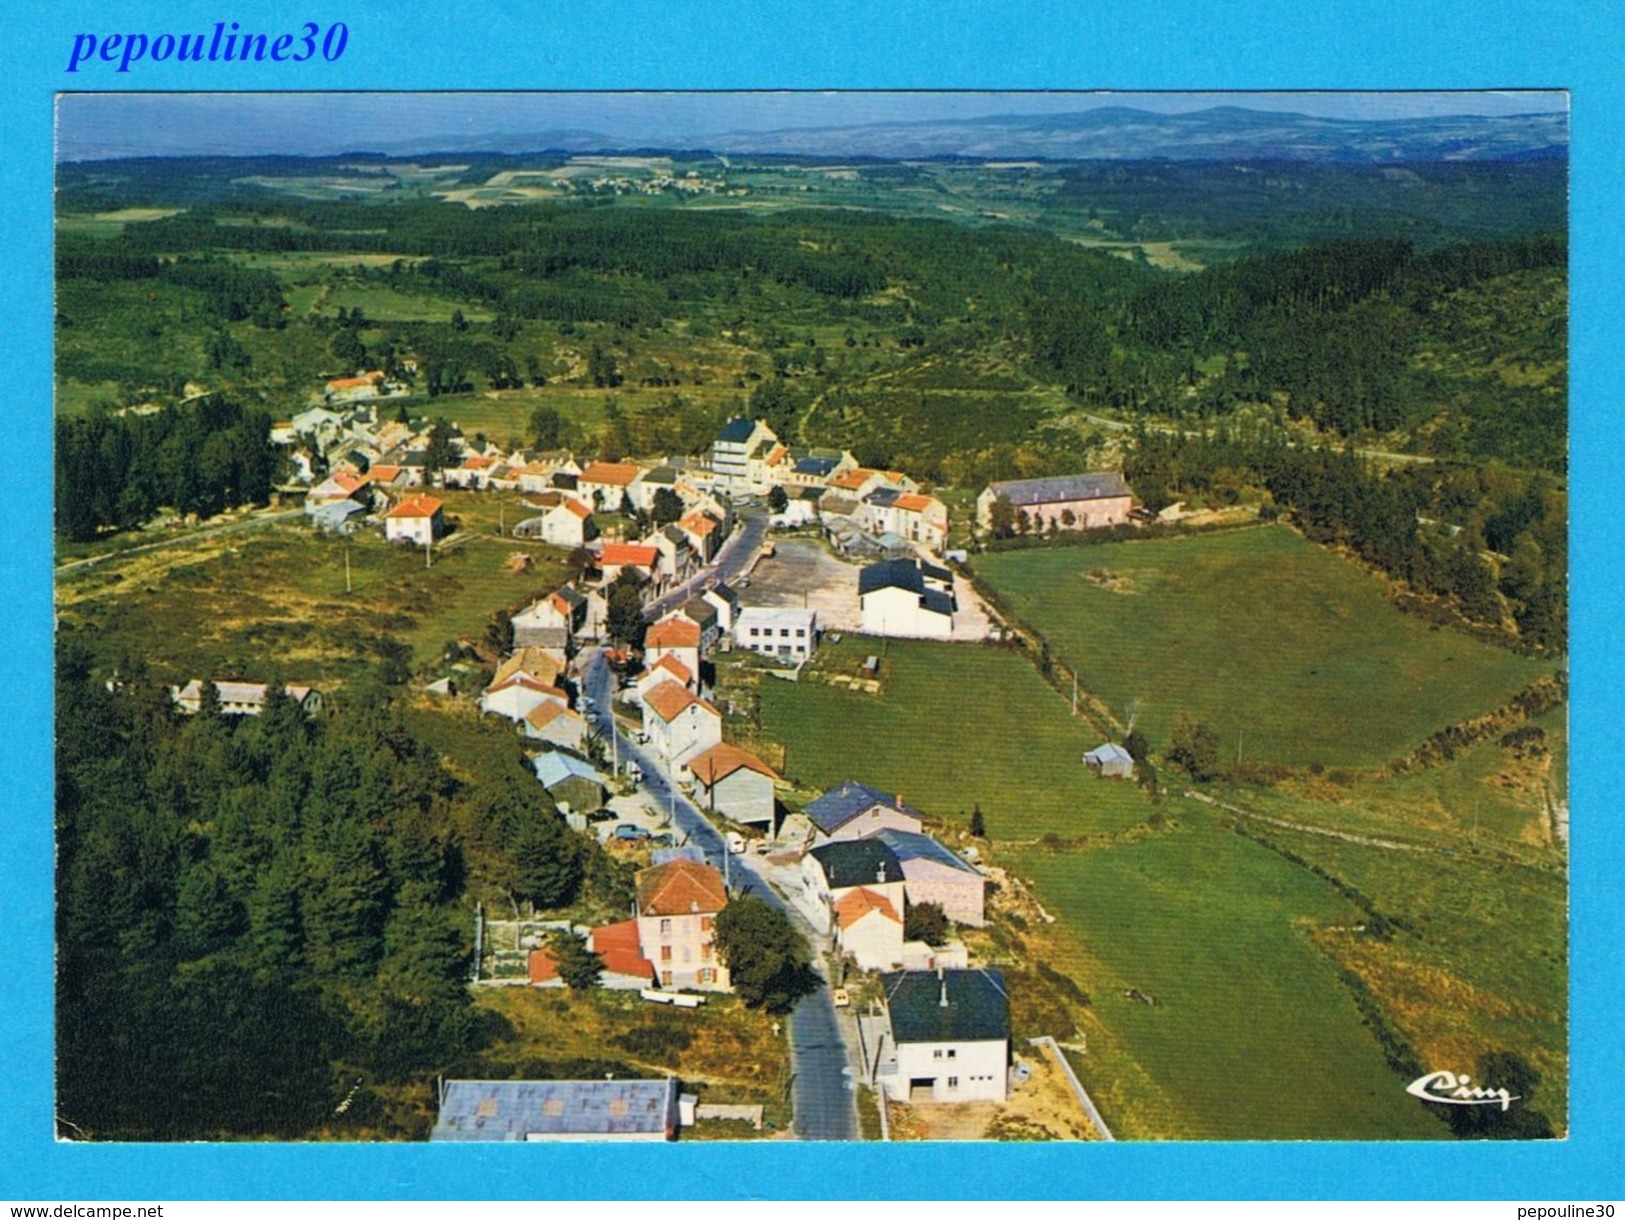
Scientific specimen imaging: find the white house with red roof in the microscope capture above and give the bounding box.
[578,460,643,511]
[634,653,696,704]
[833,887,906,972]
[480,671,569,724]
[597,542,661,590]
[675,510,724,562]
[641,680,723,768]
[644,614,703,680]
[514,493,597,549]
[306,469,372,512]
[635,860,730,991]
[861,490,949,553]
[521,701,588,752]
[384,494,445,546]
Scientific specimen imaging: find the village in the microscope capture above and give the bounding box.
[166,370,1145,1142]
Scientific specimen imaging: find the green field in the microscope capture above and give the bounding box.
[974,525,1551,767]
[752,635,1156,839]
[1010,812,1449,1140]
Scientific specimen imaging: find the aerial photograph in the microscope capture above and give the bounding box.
[53,90,1567,1143]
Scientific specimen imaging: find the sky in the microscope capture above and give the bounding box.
[55,90,1569,161]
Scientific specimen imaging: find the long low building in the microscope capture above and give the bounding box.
[431,1078,688,1141]
[976,471,1133,533]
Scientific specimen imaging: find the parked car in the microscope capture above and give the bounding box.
[614,824,651,842]
[726,831,746,854]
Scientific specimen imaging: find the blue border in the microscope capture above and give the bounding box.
[6,0,1620,1200]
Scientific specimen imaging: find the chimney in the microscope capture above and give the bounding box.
[877,863,887,885]
[939,973,950,1009]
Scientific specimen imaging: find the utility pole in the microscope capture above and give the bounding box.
[344,543,352,594]
[1237,729,1244,766]
[424,532,432,569]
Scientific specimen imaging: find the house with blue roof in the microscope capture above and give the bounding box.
[431,1078,689,1141]
[876,828,987,927]
[859,557,956,638]
[801,780,925,846]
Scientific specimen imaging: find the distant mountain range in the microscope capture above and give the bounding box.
[373,106,1567,163]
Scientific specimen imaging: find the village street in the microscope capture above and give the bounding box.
[642,505,768,621]
[581,647,860,1141]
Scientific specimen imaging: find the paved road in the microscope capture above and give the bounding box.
[643,508,767,621]
[581,649,859,1141]
[56,509,304,576]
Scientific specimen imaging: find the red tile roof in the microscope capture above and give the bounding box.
[600,543,659,568]
[833,886,901,929]
[369,464,403,482]
[646,617,701,649]
[678,512,718,537]
[589,919,657,981]
[327,372,383,391]
[523,701,580,731]
[636,860,728,917]
[562,499,591,520]
[687,742,780,787]
[386,494,444,519]
[893,493,937,513]
[643,680,719,724]
[580,461,641,487]
[528,948,560,984]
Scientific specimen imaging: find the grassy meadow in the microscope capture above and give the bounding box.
[973,525,1551,767]
[745,634,1157,840]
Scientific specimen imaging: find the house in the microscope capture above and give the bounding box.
[733,607,818,664]
[324,371,384,404]
[587,919,660,989]
[860,489,949,554]
[533,751,608,815]
[641,680,723,767]
[678,597,720,656]
[703,583,741,634]
[578,460,642,512]
[442,452,498,490]
[172,679,321,717]
[491,646,566,689]
[1084,742,1136,779]
[648,526,698,586]
[874,969,1010,1104]
[513,493,596,549]
[634,653,696,703]
[770,486,824,528]
[430,1078,684,1142]
[480,671,569,724]
[384,494,445,546]
[634,860,730,991]
[829,467,919,499]
[597,542,661,590]
[711,418,778,492]
[803,780,925,846]
[802,838,908,935]
[627,464,682,514]
[675,510,724,562]
[510,591,581,654]
[521,701,588,752]
[859,557,955,638]
[367,463,408,490]
[305,470,371,512]
[876,828,987,927]
[976,472,1134,534]
[644,614,702,679]
[684,742,780,832]
[833,887,906,972]
[309,499,366,535]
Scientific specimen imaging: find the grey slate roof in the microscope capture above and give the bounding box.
[881,969,1009,1046]
[431,1078,679,1141]
[706,582,739,608]
[875,828,980,876]
[1084,743,1134,767]
[802,779,922,835]
[808,838,905,888]
[795,455,841,477]
[865,487,903,508]
[921,589,957,617]
[641,466,679,485]
[985,472,1131,507]
[717,417,757,443]
[533,752,607,790]
[858,558,927,597]
[681,597,718,628]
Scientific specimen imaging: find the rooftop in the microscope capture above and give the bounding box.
[802,780,922,835]
[636,859,728,917]
[834,886,901,929]
[533,751,607,790]
[431,1078,679,1142]
[881,968,1010,1046]
[985,471,1131,506]
[875,828,981,876]
[686,742,780,788]
[808,838,905,888]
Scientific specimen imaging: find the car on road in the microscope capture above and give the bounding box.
[832,989,851,1009]
[726,832,746,854]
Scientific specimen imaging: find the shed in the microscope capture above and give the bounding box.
[533,751,608,814]
[1083,742,1135,780]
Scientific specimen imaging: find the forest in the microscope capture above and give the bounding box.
[55,648,626,1139]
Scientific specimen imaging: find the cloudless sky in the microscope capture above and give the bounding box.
[56,90,1568,161]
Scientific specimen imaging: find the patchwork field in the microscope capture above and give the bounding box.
[747,635,1157,840]
[973,525,1551,767]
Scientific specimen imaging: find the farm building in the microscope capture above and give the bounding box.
[384,494,445,546]
[976,471,1134,533]
[635,860,730,991]
[430,1078,687,1142]
[876,828,987,927]
[859,558,955,638]
[802,780,925,846]
[1084,742,1136,779]
[733,606,818,664]
[532,751,608,815]
[874,969,1010,1104]
[684,742,781,832]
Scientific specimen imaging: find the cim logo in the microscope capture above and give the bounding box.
[1407,1070,1521,1112]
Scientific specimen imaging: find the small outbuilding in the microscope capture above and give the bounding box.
[532,751,608,814]
[1083,742,1135,780]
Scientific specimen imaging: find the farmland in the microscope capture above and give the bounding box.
[973,525,1553,768]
